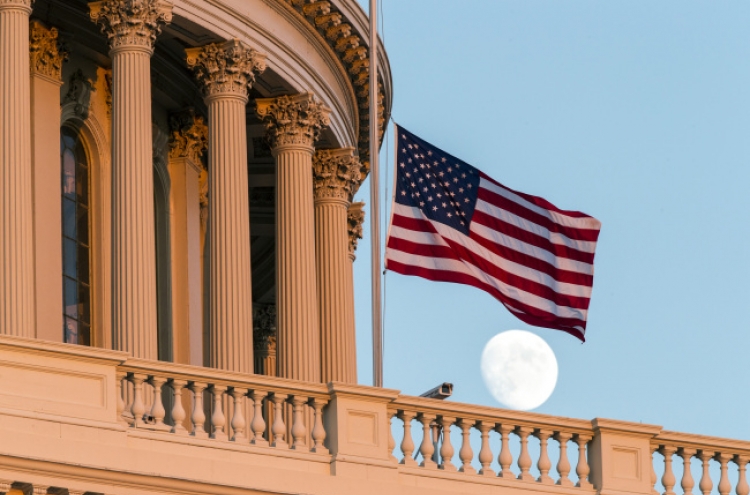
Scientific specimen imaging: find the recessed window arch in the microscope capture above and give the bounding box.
[61,125,92,346]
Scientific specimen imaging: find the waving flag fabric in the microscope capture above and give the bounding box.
[385,125,601,341]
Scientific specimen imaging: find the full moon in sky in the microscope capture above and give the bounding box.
[480,330,558,411]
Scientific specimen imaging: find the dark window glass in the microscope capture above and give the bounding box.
[61,127,91,346]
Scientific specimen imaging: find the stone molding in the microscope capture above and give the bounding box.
[312,148,361,202]
[347,201,365,256]
[0,0,33,10]
[29,20,67,81]
[185,39,266,99]
[255,93,331,150]
[168,108,208,164]
[89,0,173,51]
[281,0,387,165]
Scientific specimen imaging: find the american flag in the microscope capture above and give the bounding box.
[385,126,601,341]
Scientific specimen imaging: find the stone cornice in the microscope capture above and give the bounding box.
[347,201,364,257]
[280,0,388,167]
[168,108,208,164]
[313,148,361,202]
[29,20,67,81]
[255,92,331,150]
[185,39,266,99]
[89,0,173,51]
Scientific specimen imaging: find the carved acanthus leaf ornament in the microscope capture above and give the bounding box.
[29,21,68,81]
[186,39,266,98]
[255,93,331,150]
[347,202,365,256]
[313,148,362,202]
[0,0,33,10]
[89,0,173,50]
[253,305,277,353]
[168,109,208,163]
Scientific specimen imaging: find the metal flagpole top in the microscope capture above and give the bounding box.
[369,0,383,388]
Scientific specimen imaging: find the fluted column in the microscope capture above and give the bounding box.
[29,20,66,341]
[167,109,207,365]
[0,0,34,337]
[256,93,330,382]
[313,148,362,383]
[186,39,266,373]
[253,304,276,375]
[89,0,172,359]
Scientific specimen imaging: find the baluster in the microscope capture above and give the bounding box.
[660,446,677,495]
[418,413,437,468]
[679,448,697,495]
[698,451,714,495]
[716,453,732,495]
[536,429,553,484]
[496,424,514,478]
[130,373,147,427]
[554,432,573,486]
[148,376,167,428]
[388,410,398,462]
[652,446,660,495]
[475,421,494,476]
[189,381,208,438]
[116,371,127,425]
[229,388,247,442]
[735,456,750,495]
[439,416,456,472]
[574,433,592,488]
[270,393,288,448]
[209,385,227,440]
[457,418,476,474]
[170,379,188,434]
[516,426,534,481]
[250,390,268,446]
[398,410,418,466]
[290,396,308,451]
[309,398,328,454]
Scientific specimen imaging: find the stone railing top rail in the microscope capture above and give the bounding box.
[653,429,750,455]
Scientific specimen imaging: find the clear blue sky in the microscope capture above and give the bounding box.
[353,0,750,440]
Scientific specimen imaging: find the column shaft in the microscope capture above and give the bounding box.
[316,200,355,383]
[208,95,253,372]
[0,2,34,337]
[111,46,158,359]
[276,148,320,381]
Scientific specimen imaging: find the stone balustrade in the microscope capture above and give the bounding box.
[389,395,595,486]
[651,431,750,495]
[1,335,750,495]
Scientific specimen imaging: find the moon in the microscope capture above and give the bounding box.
[480,330,558,411]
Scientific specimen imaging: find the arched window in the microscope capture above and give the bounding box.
[61,126,91,345]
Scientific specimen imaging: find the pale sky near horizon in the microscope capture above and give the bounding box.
[351,0,750,441]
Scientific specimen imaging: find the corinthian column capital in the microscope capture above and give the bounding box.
[29,20,67,81]
[313,148,362,202]
[89,0,173,51]
[347,201,365,257]
[255,93,331,151]
[168,108,208,164]
[186,39,266,99]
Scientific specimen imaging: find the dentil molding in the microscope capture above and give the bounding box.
[185,39,266,98]
[255,93,331,150]
[89,0,173,50]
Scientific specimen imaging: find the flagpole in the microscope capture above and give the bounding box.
[369,0,383,388]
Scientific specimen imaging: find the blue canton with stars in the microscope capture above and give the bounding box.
[395,126,481,235]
